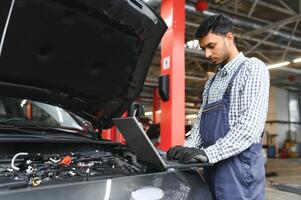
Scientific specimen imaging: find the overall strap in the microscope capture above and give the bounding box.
[205,74,217,104]
[205,59,247,105]
[223,59,247,99]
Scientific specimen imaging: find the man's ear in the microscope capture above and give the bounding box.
[225,32,235,43]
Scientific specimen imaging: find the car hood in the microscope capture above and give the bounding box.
[0,0,167,129]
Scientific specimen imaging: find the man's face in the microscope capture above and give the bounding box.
[199,32,231,65]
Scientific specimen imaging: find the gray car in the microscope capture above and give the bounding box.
[0,0,213,199]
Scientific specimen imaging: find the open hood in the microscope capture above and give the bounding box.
[0,0,167,129]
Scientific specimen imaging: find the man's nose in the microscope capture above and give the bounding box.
[205,49,212,58]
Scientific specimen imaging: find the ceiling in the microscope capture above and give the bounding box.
[138,0,301,116]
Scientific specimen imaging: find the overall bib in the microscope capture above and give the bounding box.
[200,61,265,200]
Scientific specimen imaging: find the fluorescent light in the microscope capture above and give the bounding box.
[267,61,290,69]
[186,114,197,119]
[185,102,195,107]
[145,110,161,116]
[145,111,153,116]
[293,58,301,63]
[186,39,201,49]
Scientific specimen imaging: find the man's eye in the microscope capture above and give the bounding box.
[208,45,215,49]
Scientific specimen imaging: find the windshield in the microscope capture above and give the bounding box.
[0,96,94,132]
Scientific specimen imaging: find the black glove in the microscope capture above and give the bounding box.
[167,145,189,160]
[179,148,208,163]
[167,146,208,163]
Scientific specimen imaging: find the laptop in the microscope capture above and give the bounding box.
[112,117,212,170]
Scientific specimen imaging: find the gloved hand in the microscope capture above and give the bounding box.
[179,147,208,163]
[167,146,208,163]
[167,145,189,160]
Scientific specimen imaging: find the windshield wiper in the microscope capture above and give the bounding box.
[0,116,99,139]
[22,126,99,140]
[0,124,98,141]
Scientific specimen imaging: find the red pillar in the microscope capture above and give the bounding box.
[102,129,111,140]
[101,112,127,144]
[110,126,118,141]
[117,112,128,144]
[160,0,185,151]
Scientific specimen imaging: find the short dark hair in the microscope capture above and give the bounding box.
[194,14,234,39]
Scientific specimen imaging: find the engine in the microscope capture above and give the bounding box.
[0,144,146,189]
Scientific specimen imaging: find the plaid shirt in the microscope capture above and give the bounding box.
[185,53,270,164]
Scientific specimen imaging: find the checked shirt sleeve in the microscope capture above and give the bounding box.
[204,59,270,163]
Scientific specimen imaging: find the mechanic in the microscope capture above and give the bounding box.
[167,14,269,200]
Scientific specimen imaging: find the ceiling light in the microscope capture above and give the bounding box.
[267,61,290,69]
[293,58,301,63]
[186,114,197,119]
[145,111,153,116]
[145,110,161,116]
[186,39,201,49]
[185,102,195,107]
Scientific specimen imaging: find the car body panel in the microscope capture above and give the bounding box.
[0,171,213,200]
[0,0,167,128]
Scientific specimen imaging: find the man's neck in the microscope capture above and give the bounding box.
[219,50,240,70]
[228,48,239,62]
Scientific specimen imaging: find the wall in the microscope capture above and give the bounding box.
[265,86,301,151]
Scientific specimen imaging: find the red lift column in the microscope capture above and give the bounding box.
[160,0,185,151]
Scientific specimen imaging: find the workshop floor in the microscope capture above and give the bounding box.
[265,158,301,199]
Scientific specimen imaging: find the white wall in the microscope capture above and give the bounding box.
[265,86,301,150]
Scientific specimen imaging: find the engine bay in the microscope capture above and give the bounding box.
[0,142,147,190]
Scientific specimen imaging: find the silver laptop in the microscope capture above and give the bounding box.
[112,117,212,170]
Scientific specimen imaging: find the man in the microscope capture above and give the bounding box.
[167,14,269,200]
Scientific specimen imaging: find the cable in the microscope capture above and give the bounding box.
[49,158,61,163]
[11,152,28,171]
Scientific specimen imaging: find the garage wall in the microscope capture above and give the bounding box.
[264,86,301,149]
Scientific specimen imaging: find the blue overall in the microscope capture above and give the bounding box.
[200,61,265,200]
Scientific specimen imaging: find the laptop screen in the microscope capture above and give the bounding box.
[112,117,166,170]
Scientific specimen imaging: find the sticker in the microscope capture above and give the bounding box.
[163,56,170,70]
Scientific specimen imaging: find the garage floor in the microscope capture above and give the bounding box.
[266,158,301,199]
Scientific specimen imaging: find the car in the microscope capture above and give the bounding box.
[0,0,213,199]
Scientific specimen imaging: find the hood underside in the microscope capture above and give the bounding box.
[0,0,167,128]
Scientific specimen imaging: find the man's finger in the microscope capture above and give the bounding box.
[167,146,178,158]
[173,147,189,160]
[177,148,192,162]
[167,145,183,160]
[193,154,208,163]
